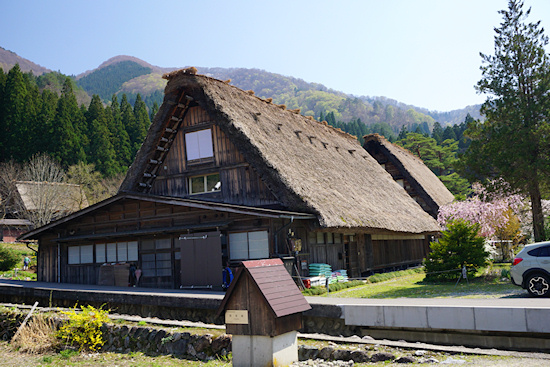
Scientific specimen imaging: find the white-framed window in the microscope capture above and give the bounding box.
[185,129,213,161]
[229,230,269,260]
[68,245,94,264]
[96,241,138,263]
[189,173,221,194]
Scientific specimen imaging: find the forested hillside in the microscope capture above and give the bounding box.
[68,57,479,132]
[0,64,155,177]
[0,62,472,199]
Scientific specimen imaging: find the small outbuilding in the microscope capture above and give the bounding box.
[217,258,310,366]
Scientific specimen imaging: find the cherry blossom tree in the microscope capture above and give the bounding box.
[438,183,523,238]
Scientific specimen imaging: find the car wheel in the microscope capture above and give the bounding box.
[526,274,550,297]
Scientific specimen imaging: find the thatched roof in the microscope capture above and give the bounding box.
[363,134,455,209]
[120,70,441,234]
[16,181,89,212]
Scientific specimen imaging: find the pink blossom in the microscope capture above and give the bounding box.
[438,182,524,239]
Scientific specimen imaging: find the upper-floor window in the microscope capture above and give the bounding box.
[185,129,213,162]
[189,173,221,194]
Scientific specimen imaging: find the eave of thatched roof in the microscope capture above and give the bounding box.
[363,134,455,209]
[120,70,441,234]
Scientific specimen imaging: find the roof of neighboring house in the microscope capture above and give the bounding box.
[363,134,455,209]
[15,181,89,213]
[120,70,441,234]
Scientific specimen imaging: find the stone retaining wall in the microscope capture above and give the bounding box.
[0,308,388,364]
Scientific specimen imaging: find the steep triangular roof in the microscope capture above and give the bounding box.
[363,134,455,210]
[120,70,440,234]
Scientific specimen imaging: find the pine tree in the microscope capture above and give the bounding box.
[431,122,444,143]
[109,94,132,169]
[0,64,28,160]
[149,101,159,122]
[36,89,59,154]
[51,78,86,165]
[120,94,138,157]
[89,118,118,177]
[131,94,150,156]
[442,126,457,141]
[461,0,550,241]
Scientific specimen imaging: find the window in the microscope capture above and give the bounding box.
[96,241,138,263]
[141,253,172,276]
[68,245,94,264]
[189,173,221,194]
[185,129,213,161]
[229,231,269,260]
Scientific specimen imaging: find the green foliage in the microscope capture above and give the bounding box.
[0,244,19,271]
[301,280,365,296]
[460,0,550,241]
[366,268,424,284]
[0,64,152,178]
[396,132,471,198]
[425,220,488,281]
[77,60,152,102]
[57,304,110,352]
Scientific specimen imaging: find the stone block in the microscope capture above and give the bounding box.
[211,334,231,354]
[474,307,527,332]
[350,350,369,362]
[298,345,319,360]
[371,352,395,362]
[318,346,334,360]
[427,306,475,330]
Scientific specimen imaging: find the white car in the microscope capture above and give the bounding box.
[511,241,550,297]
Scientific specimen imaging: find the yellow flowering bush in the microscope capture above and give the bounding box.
[57,304,110,352]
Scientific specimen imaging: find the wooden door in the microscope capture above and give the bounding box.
[180,231,223,288]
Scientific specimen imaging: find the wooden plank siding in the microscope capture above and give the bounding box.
[150,105,279,207]
[35,198,309,288]
[371,238,429,271]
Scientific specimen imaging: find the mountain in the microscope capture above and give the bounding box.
[0,47,52,75]
[0,49,480,130]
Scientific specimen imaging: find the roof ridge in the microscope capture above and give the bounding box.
[164,68,359,142]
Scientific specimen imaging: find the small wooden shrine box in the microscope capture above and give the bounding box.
[217,258,311,366]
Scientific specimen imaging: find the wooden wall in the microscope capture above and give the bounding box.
[370,238,429,271]
[150,106,279,207]
[36,198,304,288]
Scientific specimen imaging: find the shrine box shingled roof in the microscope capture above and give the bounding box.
[217,258,311,336]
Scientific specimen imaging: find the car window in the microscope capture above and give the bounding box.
[528,247,541,256]
[539,246,550,257]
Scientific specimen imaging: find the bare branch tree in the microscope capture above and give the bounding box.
[15,154,87,228]
[0,160,23,219]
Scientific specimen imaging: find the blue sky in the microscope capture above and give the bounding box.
[1,0,549,112]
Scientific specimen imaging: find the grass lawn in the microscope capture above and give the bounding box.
[325,264,526,299]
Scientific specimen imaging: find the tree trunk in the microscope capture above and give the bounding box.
[530,183,545,242]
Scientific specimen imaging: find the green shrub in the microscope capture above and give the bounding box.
[425,219,488,281]
[367,268,423,284]
[57,304,110,352]
[0,244,19,271]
